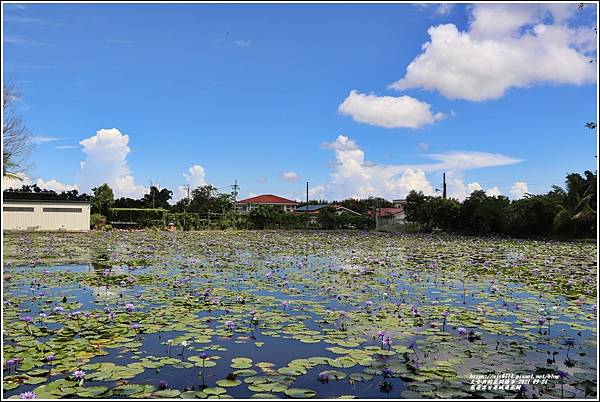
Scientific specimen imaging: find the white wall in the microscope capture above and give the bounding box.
[2,201,90,231]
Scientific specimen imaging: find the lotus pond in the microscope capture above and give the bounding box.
[2,230,597,399]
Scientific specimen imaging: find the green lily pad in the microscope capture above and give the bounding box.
[216,379,242,387]
[284,388,316,399]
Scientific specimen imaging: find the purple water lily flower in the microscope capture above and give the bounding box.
[45,355,57,362]
[125,303,134,313]
[382,335,392,350]
[72,369,86,380]
[21,316,33,323]
[226,320,235,331]
[381,368,394,378]
[53,306,64,314]
[318,371,329,382]
[159,380,168,390]
[18,391,37,399]
[457,327,467,336]
[411,305,420,317]
[131,323,140,330]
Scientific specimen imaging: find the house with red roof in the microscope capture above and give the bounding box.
[367,207,406,226]
[235,194,299,213]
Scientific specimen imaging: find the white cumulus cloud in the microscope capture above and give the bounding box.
[311,135,522,201]
[2,174,77,193]
[281,171,300,182]
[76,128,146,198]
[338,90,445,128]
[35,178,77,193]
[510,181,529,199]
[183,165,207,188]
[2,173,31,190]
[487,187,502,197]
[176,164,208,201]
[390,3,596,101]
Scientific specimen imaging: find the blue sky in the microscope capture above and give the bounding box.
[3,2,598,202]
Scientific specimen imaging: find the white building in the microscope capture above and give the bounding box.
[3,199,91,231]
[235,194,299,213]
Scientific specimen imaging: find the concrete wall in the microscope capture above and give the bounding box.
[2,201,90,231]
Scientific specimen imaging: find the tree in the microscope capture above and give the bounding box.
[114,197,145,208]
[506,195,559,237]
[317,206,339,230]
[142,186,173,209]
[3,84,33,179]
[428,197,461,231]
[91,183,115,217]
[248,205,279,229]
[335,197,392,215]
[405,190,431,227]
[184,185,233,214]
[459,190,510,235]
[552,171,597,237]
[3,185,89,201]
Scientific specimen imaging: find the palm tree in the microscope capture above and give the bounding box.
[553,172,597,237]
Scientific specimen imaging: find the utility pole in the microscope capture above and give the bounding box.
[231,180,240,230]
[376,197,381,231]
[182,184,191,231]
[149,181,160,208]
[442,173,447,199]
[306,181,309,229]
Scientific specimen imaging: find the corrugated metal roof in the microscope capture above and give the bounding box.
[294,204,328,212]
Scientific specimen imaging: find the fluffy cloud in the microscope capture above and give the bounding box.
[35,178,77,193]
[312,135,521,200]
[183,165,207,188]
[446,177,482,200]
[2,173,31,190]
[510,181,529,199]
[76,128,146,198]
[2,174,77,193]
[176,164,208,200]
[338,90,445,128]
[281,171,300,182]
[390,4,596,101]
[415,3,455,17]
[487,187,502,197]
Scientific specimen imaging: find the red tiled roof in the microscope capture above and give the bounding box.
[236,194,299,204]
[367,207,404,217]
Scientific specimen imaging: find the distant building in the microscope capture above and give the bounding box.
[235,194,299,213]
[294,204,362,223]
[392,199,407,208]
[368,207,406,227]
[3,199,91,231]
